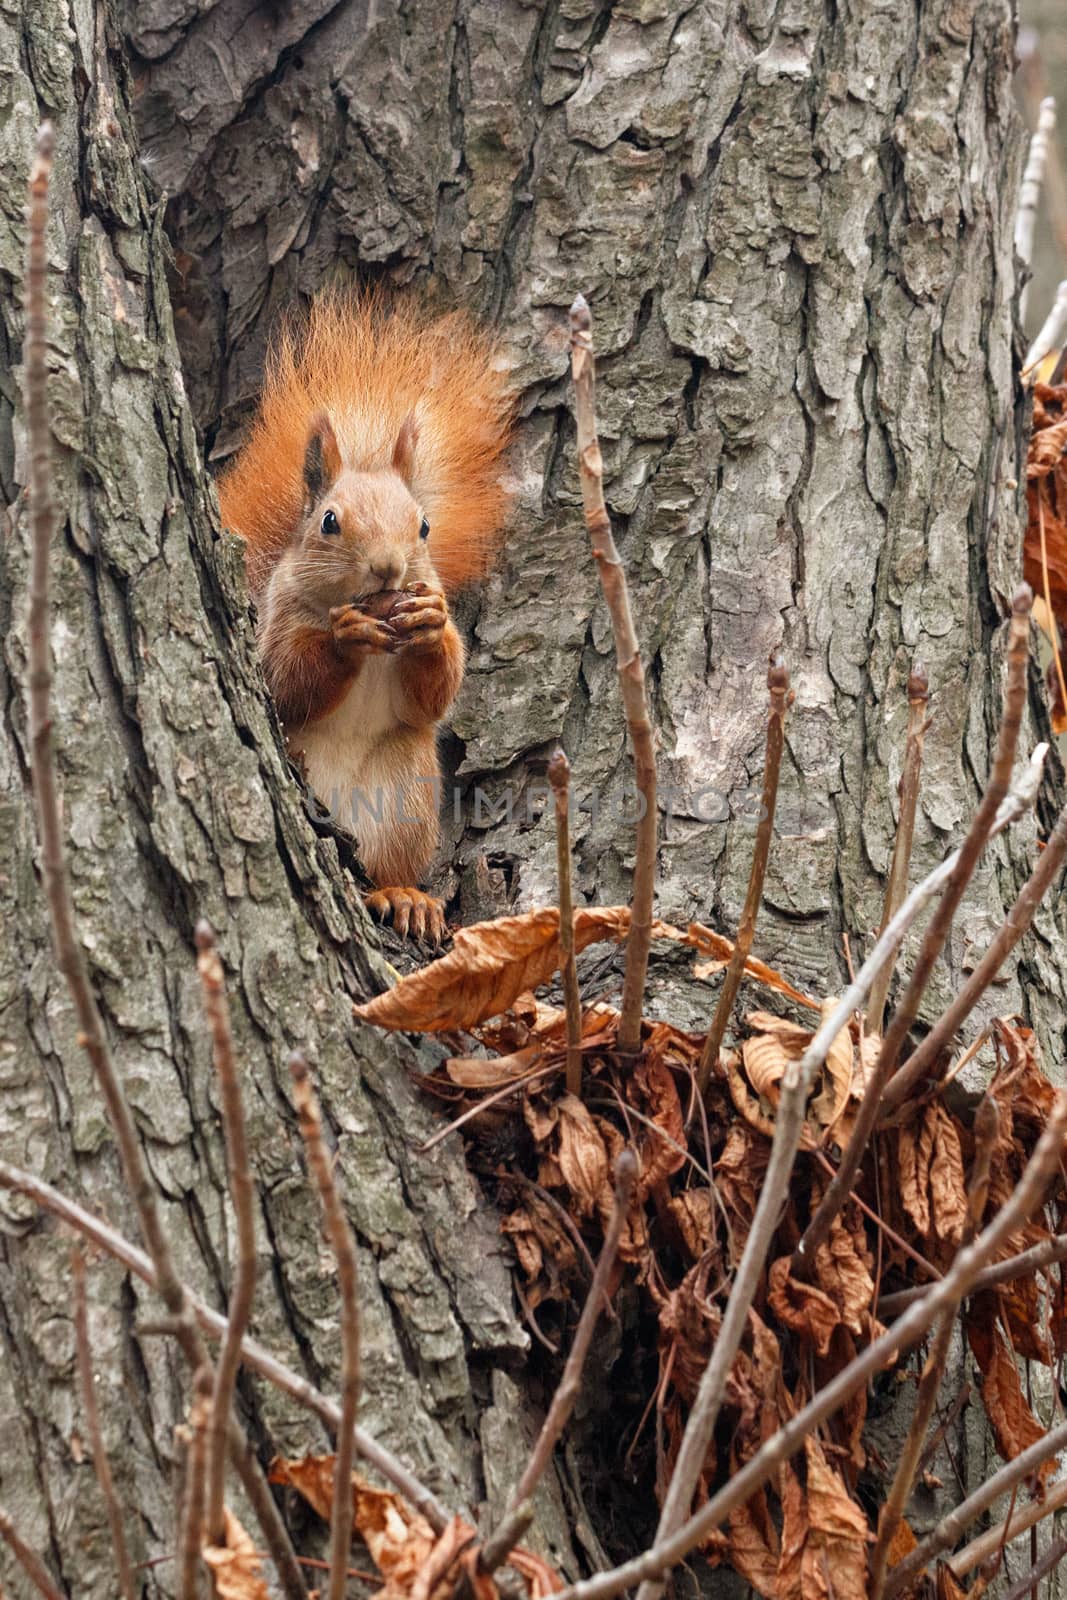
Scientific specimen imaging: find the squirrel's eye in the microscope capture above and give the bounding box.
[419,516,430,541]
[321,509,340,536]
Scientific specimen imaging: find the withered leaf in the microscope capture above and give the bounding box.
[814,1207,877,1340]
[777,1437,870,1600]
[202,1510,273,1600]
[681,924,822,1011]
[355,907,634,1032]
[768,1257,840,1358]
[668,1188,718,1262]
[966,1294,1055,1478]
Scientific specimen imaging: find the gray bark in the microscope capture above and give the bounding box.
[0,0,1064,1596]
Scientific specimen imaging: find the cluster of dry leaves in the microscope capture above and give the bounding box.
[355,910,1067,1599]
[205,1458,559,1600]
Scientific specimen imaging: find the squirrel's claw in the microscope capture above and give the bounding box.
[366,886,448,947]
[389,591,448,654]
[329,604,397,657]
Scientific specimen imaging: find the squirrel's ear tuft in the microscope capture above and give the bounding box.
[303,410,342,509]
[391,412,419,487]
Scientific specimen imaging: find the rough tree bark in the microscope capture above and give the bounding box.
[1,0,1064,1597]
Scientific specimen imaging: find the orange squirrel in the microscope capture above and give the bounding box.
[217,293,512,942]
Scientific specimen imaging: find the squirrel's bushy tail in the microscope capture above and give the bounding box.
[218,290,514,599]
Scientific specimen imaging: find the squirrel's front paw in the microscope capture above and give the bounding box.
[329,604,397,659]
[388,584,448,654]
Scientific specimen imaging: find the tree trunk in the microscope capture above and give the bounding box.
[1,0,1063,1596]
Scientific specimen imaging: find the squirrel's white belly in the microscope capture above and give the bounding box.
[294,658,439,873]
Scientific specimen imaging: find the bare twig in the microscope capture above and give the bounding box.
[180,1368,213,1600]
[879,1229,1067,1317]
[196,923,258,1546]
[416,1063,557,1155]
[22,119,306,1600]
[570,295,656,1058]
[633,742,1047,1600]
[948,1472,1067,1581]
[1024,278,1067,376]
[868,1096,999,1598]
[796,589,1033,1270]
[866,663,929,1034]
[289,1053,362,1600]
[548,1079,1067,1600]
[1017,96,1057,320]
[510,1149,637,1514]
[479,1502,534,1577]
[72,1248,136,1600]
[548,750,583,1096]
[696,657,791,1098]
[881,792,1067,1112]
[0,1508,64,1600]
[1002,1530,1067,1600]
[0,1166,450,1534]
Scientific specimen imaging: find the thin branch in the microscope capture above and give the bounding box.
[510,1149,637,1513]
[795,588,1033,1270]
[479,1502,534,1577]
[632,741,1047,1600]
[21,118,306,1600]
[416,1063,556,1155]
[879,1230,1067,1317]
[289,1053,362,1600]
[72,1248,136,1600]
[1002,1530,1067,1600]
[547,1078,1067,1600]
[881,791,1067,1113]
[0,1164,450,1534]
[867,1096,999,1598]
[180,1367,213,1600]
[948,1472,1067,1581]
[866,663,929,1035]
[196,923,258,1546]
[0,1507,64,1600]
[1017,96,1057,321]
[569,295,656,1058]
[548,749,583,1096]
[696,657,791,1098]
[1023,278,1067,376]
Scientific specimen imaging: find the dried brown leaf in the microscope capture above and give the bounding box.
[768,1257,840,1358]
[668,1188,718,1262]
[966,1293,1056,1478]
[355,907,635,1032]
[777,1437,870,1600]
[813,1207,876,1340]
[202,1510,274,1600]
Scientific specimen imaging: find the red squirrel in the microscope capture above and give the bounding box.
[217,292,512,943]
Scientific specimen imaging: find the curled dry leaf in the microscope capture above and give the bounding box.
[898,1104,967,1253]
[768,1257,840,1358]
[777,1437,870,1600]
[202,1510,272,1600]
[668,1188,718,1262]
[813,1207,878,1341]
[737,1003,852,1147]
[355,907,632,1032]
[965,1293,1056,1479]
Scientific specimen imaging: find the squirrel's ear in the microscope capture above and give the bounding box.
[391,412,419,487]
[303,410,342,508]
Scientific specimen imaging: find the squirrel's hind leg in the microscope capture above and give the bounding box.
[366,886,447,946]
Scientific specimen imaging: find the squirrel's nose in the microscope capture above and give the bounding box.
[369,553,406,588]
